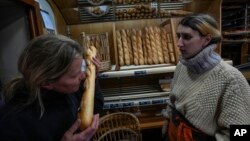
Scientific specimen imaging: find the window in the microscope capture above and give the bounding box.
[40,9,55,34]
[37,0,56,34]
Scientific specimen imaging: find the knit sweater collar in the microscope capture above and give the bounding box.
[180,44,221,74]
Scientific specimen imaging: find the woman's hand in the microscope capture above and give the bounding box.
[61,114,99,141]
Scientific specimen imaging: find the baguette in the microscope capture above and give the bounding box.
[149,26,159,64]
[155,27,164,64]
[161,28,170,63]
[78,46,97,130]
[126,29,133,64]
[131,29,139,65]
[116,30,124,66]
[144,27,153,65]
[137,30,144,65]
[121,29,130,65]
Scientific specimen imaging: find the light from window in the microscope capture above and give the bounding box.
[40,10,55,30]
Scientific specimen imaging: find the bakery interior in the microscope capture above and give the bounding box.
[0,0,250,140]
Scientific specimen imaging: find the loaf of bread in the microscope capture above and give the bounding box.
[170,52,175,63]
[166,33,175,63]
[116,30,125,66]
[137,30,144,65]
[78,46,97,130]
[161,28,170,63]
[149,26,159,64]
[85,36,91,48]
[161,83,171,92]
[144,27,153,65]
[142,29,148,64]
[166,33,171,42]
[170,10,193,16]
[121,29,130,65]
[116,30,124,66]
[154,27,164,64]
[167,34,174,53]
[126,29,134,64]
[131,29,139,65]
[167,43,174,54]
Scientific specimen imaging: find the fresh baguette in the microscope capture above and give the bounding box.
[116,30,125,66]
[78,46,97,130]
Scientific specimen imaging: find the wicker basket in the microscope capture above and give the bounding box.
[97,127,141,141]
[93,112,142,141]
[81,32,111,72]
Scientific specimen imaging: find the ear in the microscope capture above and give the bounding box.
[41,82,54,90]
[202,34,212,47]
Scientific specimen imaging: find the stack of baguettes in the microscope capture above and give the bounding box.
[116,26,176,66]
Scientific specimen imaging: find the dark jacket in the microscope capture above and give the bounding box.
[0,80,104,141]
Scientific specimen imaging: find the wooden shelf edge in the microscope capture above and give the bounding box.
[140,120,164,130]
[223,30,250,36]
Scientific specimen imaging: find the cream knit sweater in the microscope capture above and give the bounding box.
[165,44,250,141]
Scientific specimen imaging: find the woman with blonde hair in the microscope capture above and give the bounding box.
[0,34,103,141]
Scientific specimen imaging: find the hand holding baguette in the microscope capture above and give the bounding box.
[61,115,99,141]
[78,46,97,130]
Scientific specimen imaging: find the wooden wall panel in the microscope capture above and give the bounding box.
[61,8,80,25]
[52,0,77,9]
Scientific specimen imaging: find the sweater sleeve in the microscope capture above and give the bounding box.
[164,62,183,119]
[215,71,250,141]
[161,63,183,137]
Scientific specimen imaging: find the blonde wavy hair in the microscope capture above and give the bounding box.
[4,34,83,117]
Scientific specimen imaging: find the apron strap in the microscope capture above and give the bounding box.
[167,105,216,141]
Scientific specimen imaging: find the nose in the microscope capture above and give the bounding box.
[177,37,183,48]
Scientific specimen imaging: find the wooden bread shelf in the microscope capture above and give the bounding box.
[98,64,176,78]
[139,117,165,130]
[223,30,250,36]
[98,60,232,78]
[223,39,250,44]
[113,18,180,70]
[236,62,250,80]
[76,0,193,23]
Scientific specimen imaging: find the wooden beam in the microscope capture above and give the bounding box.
[20,0,35,7]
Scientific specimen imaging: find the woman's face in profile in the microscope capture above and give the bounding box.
[50,57,85,94]
[176,25,208,59]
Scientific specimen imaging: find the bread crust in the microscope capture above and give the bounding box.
[78,46,97,130]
